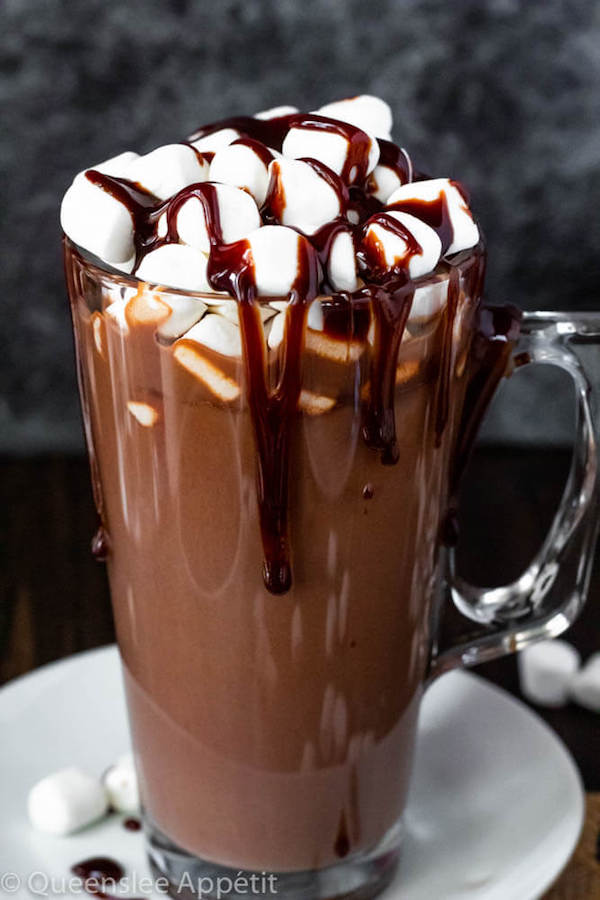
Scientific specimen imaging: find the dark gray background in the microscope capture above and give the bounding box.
[2,0,599,452]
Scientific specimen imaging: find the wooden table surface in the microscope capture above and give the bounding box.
[1,448,599,897]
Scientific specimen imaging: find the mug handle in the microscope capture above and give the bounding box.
[430,311,600,676]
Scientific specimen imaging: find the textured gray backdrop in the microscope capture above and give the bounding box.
[2,0,599,452]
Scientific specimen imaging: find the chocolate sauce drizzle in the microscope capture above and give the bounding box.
[84,112,518,595]
[70,858,143,900]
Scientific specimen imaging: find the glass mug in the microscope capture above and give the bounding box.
[65,236,599,900]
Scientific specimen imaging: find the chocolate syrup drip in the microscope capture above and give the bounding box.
[359,212,423,282]
[189,114,296,152]
[360,280,415,465]
[388,190,454,255]
[71,857,143,900]
[122,816,141,831]
[334,811,351,858]
[347,185,384,225]
[91,523,111,561]
[433,267,460,445]
[450,302,521,497]
[287,114,373,185]
[208,236,320,593]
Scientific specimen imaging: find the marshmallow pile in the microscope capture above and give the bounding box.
[61,95,480,304]
[518,639,600,711]
[27,753,140,836]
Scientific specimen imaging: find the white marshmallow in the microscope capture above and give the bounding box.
[317,95,393,140]
[266,157,343,234]
[210,141,273,206]
[363,211,442,279]
[326,228,358,292]
[409,277,449,323]
[255,105,299,120]
[157,296,207,340]
[183,313,242,357]
[135,244,211,292]
[518,640,581,708]
[190,128,241,153]
[268,300,323,350]
[368,148,412,203]
[245,225,320,297]
[175,183,261,251]
[61,176,135,265]
[282,122,379,185]
[211,299,275,325]
[28,767,108,836]
[387,178,479,255]
[103,753,140,814]
[126,143,209,201]
[127,401,159,427]
[570,652,600,712]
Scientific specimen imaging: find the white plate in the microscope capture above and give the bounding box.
[0,646,583,900]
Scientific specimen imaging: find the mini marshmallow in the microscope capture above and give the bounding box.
[86,151,139,177]
[518,639,581,708]
[210,141,273,207]
[317,95,393,140]
[245,225,320,297]
[326,227,358,292]
[127,401,158,427]
[282,120,379,185]
[363,211,442,279]
[135,244,211,292]
[175,183,261,251]
[268,300,324,350]
[570,652,600,712]
[126,143,209,201]
[28,767,108,836]
[409,277,449,323]
[266,157,343,234]
[190,128,241,153]
[211,299,275,325]
[368,147,413,203]
[183,313,242,357]
[157,296,207,340]
[103,753,140,814]
[61,176,135,265]
[387,178,479,255]
[255,105,299,120]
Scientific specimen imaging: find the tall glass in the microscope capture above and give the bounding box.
[65,236,600,900]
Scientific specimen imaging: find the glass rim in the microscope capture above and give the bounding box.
[63,234,486,306]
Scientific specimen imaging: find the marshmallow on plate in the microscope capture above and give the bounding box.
[317,95,393,140]
[387,178,479,255]
[28,767,108,836]
[265,157,344,234]
[282,118,379,185]
[103,753,140,814]
[362,211,442,279]
[518,639,581,707]
[570,652,600,712]
[243,225,321,297]
[325,226,359,292]
[126,143,209,201]
[135,244,211,292]
[210,140,274,207]
[190,128,241,154]
[255,105,299,120]
[61,152,140,265]
[174,183,261,251]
